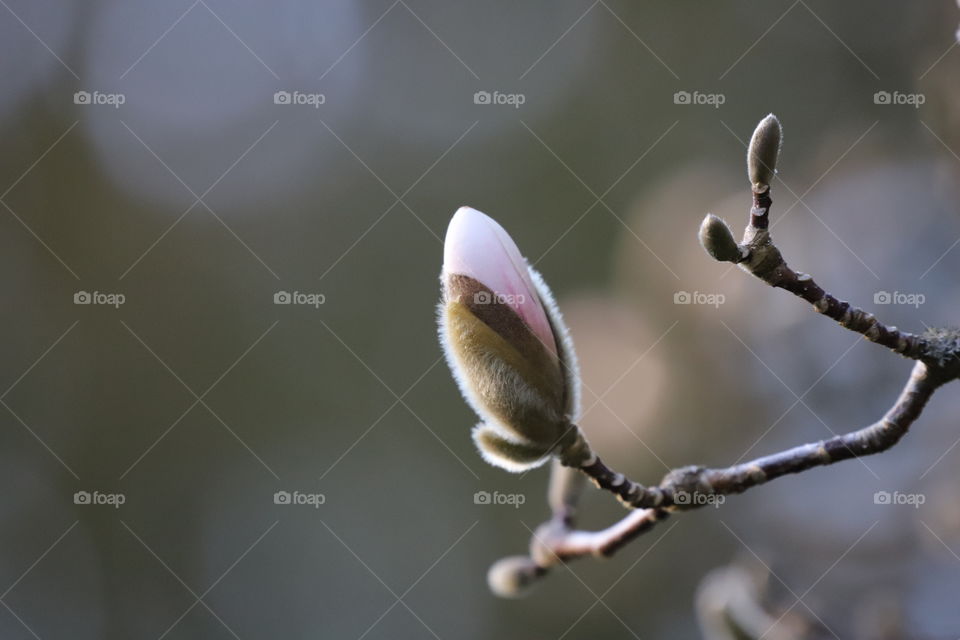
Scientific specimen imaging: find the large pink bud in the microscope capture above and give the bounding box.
[438,207,589,472]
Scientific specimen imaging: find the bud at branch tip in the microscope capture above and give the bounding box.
[747,114,781,193]
[487,555,543,598]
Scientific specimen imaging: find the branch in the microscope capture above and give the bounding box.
[488,114,959,596]
[576,360,943,511]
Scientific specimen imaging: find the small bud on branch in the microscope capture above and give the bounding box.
[699,214,743,263]
[747,113,781,193]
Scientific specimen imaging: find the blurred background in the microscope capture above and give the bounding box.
[2,1,960,638]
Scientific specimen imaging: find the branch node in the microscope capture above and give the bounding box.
[661,465,716,510]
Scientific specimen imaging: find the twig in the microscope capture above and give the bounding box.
[718,178,929,361]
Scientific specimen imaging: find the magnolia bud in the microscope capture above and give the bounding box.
[487,555,543,598]
[698,214,742,263]
[747,114,782,192]
[438,207,589,472]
